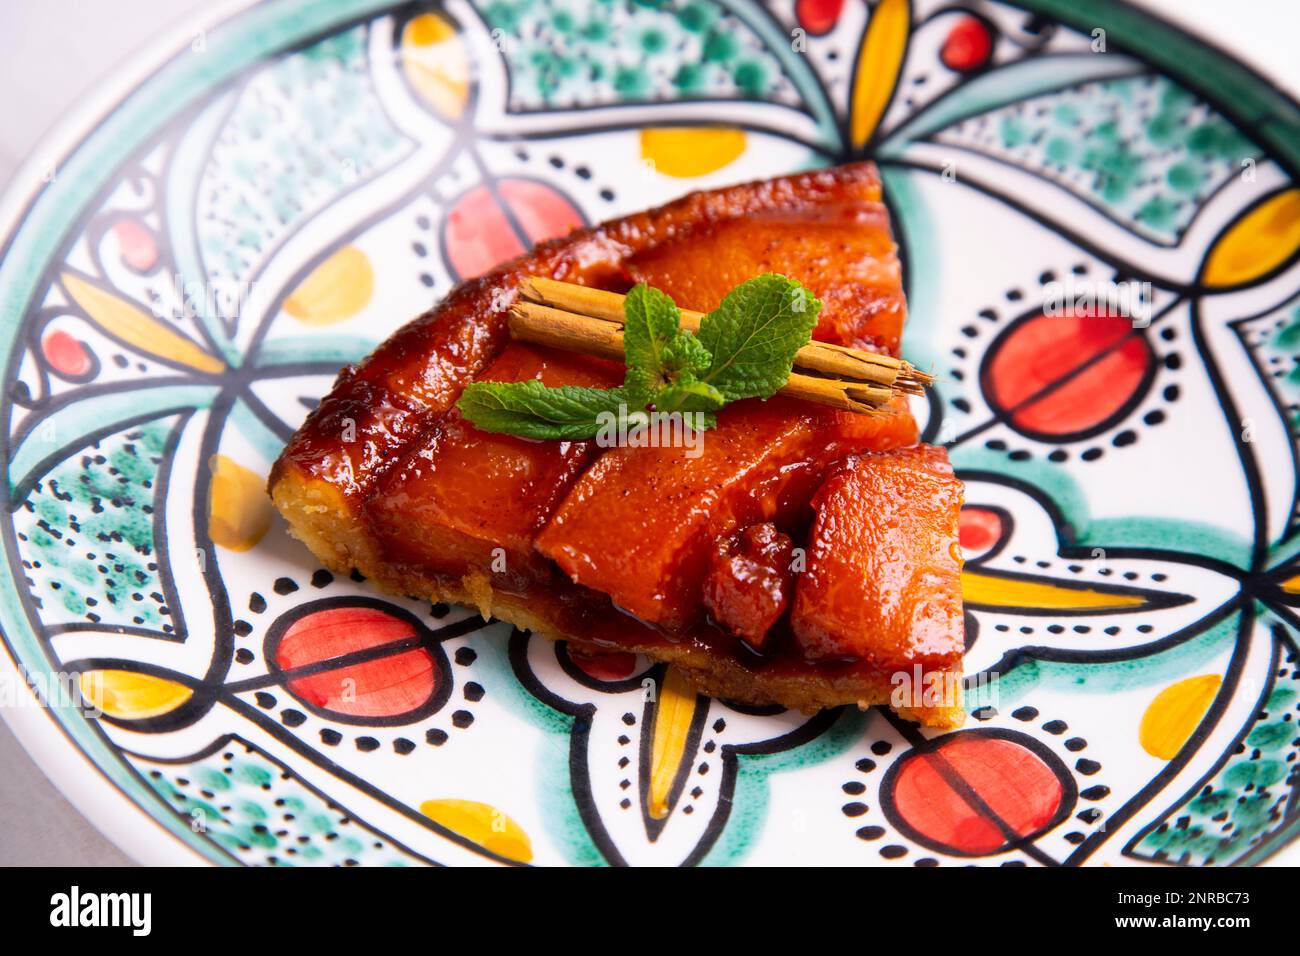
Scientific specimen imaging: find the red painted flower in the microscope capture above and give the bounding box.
[442,179,583,280]
[940,15,994,73]
[796,0,847,36]
[42,329,95,379]
[885,731,1072,855]
[270,604,442,721]
[982,308,1154,439]
[958,506,1005,560]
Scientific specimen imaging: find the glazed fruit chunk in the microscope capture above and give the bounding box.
[365,344,621,588]
[626,200,905,353]
[535,397,918,629]
[792,445,965,670]
[702,522,797,650]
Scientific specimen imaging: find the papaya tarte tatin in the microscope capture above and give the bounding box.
[268,162,966,728]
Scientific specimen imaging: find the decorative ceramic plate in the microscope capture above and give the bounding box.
[2,0,1299,867]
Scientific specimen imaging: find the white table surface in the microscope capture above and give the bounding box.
[0,0,1296,867]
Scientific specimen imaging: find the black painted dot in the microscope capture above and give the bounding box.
[622,712,636,726]
[973,706,998,721]
[713,718,726,733]
[1076,807,1103,824]
[842,802,868,817]
[249,593,267,614]
[697,763,709,775]
[310,569,333,588]
[356,736,379,752]
[856,758,876,773]
[856,826,885,841]
[880,844,908,859]
[463,682,485,702]
[870,740,892,756]
[281,709,306,727]
[1081,447,1104,461]
[1043,719,1068,734]
[451,710,474,728]
[273,577,299,596]
[1163,384,1180,402]
[599,188,615,201]
[1006,289,1023,302]
[548,155,564,169]
[254,692,276,709]
[703,740,716,753]
[1075,758,1102,775]
[431,602,450,619]
[1064,831,1085,845]
[235,648,254,664]
[454,647,477,666]
[1081,785,1111,800]
[842,781,866,795]
[1012,706,1039,721]
[425,728,448,746]
[233,619,253,637]
[1065,737,1088,752]
[393,738,415,755]
[1048,449,1068,462]
[350,569,366,583]
[320,729,342,746]
[1164,353,1181,370]
[915,857,939,867]
[1144,409,1165,425]
[1112,430,1137,447]
[574,166,591,179]
[419,273,434,288]
[617,735,630,746]
[619,798,631,809]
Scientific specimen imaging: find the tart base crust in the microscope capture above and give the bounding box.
[273,472,963,728]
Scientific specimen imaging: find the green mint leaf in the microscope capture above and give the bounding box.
[653,377,726,417]
[662,329,712,379]
[622,283,682,395]
[696,274,820,402]
[456,380,638,440]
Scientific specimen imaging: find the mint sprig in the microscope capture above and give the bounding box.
[456,274,821,439]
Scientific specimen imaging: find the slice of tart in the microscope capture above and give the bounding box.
[269,162,966,727]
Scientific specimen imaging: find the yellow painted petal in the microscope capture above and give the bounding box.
[640,128,747,178]
[79,670,192,719]
[60,272,225,374]
[1203,188,1300,288]
[401,13,469,121]
[283,246,374,326]
[208,454,272,552]
[1140,674,1221,760]
[962,570,1148,611]
[1280,572,1300,595]
[419,799,533,863]
[648,666,700,820]
[850,0,910,149]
